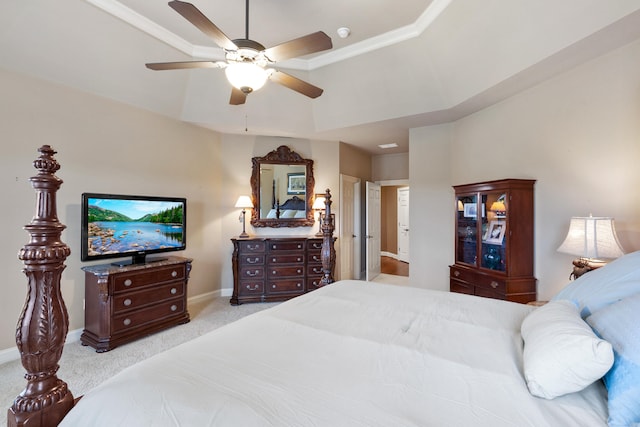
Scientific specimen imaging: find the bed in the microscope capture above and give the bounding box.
[9,146,640,426]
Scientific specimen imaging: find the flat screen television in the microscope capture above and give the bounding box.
[81,193,186,266]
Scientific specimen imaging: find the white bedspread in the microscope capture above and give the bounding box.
[61,280,608,426]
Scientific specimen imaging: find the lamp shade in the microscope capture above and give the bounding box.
[557,216,625,260]
[225,62,268,93]
[234,195,253,209]
[312,196,326,210]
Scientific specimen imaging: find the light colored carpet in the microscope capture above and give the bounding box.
[371,273,410,286]
[0,297,277,426]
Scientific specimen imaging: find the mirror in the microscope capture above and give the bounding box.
[250,145,315,228]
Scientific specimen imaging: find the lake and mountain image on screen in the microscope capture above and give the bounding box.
[87,198,184,256]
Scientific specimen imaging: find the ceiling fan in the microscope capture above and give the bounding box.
[146,0,333,105]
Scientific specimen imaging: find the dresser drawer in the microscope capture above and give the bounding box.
[268,240,305,252]
[113,265,185,293]
[450,278,474,295]
[307,252,323,264]
[239,266,265,280]
[267,279,304,294]
[307,277,323,291]
[113,282,185,314]
[239,254,265,265]
[237,281,264,296]
[307,239,323,251]
[112,298,185,333]
[450,266,506,293]
[307,264,324,276]
[268,265,304,278]
[474,277,506,295]
[238,241,266,253]
[268,254,304,264]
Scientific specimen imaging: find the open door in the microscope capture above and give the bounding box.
[366,181,381,281]
[340,174,361,280]
[397,186,410,263]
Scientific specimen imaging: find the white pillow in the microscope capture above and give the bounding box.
[520,300,614,399]
[280,210,297,218]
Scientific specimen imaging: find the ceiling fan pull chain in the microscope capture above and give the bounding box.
[245,0,249,40]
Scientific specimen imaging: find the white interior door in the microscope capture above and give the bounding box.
[397,186,410,263]
[366,181,381,281]
[340,174,361,280]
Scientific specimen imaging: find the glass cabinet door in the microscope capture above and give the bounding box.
[456,194,478,266]
[480,191,507,271]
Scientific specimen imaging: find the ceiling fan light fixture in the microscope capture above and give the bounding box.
[225,62,269,94]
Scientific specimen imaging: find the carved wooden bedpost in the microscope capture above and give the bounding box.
[8,146,74,427]
[320,188,336,286]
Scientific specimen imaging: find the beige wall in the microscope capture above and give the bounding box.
[372,153,409,181]
[381,186,400,254]
[0,69,224,352]
[409,38,640,298]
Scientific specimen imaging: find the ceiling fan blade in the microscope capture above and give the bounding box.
[230,87,247,105]
[263,31,332,62]
[169,0,237,51]
[270,71,323,99]
[146,61,219,70]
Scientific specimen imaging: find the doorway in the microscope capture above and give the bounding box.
[379,182,409,278]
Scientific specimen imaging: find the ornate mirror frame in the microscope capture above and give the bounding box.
[250,145,315,228]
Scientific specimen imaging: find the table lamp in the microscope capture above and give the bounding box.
[312,195,326,236]
[235,195,253,238]
[557,215,625,279]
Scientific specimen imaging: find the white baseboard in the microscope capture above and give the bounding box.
[0,290,235,365]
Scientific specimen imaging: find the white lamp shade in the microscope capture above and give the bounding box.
[557,216,625,260]
[312,196,326,210]
[225,62,268,92]
[235,195,253,209]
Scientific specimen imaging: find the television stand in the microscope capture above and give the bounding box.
[81,256,192,352]
[111,256,168,267]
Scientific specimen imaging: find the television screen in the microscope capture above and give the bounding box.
[81,193,186,265]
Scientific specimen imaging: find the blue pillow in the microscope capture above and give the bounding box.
[552,250,640,318]
[587,293,640,427]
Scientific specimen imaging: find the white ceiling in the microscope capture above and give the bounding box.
[2,0,640,154]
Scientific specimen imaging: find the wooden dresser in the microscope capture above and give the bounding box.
[231,237,327,305]
[81,256,192,352]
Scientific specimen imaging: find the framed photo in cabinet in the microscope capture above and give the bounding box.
[485,220,506,244]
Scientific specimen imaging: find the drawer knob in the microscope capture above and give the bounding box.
[123,298,132,307]
[297,283,302,288]
[246,284,259,291]
[272,271,277,275]
[246,270,259,277]
[297,257,302,262]
[297,269,302,274]
[490,281,499,289]
[170,304,178,312]
[272,284,276,289]
[313,256,320,261]
[314,267,322,273]
[171,270,178,278]
[123,318,131,326]
[273,245,277,249]
[453,271,460,277]
[297,244,302,249]
[124,279,132,287]
[248,244,258,250]
[247,257,260,264]
[272,258,277,262]
[170,288,177,295]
